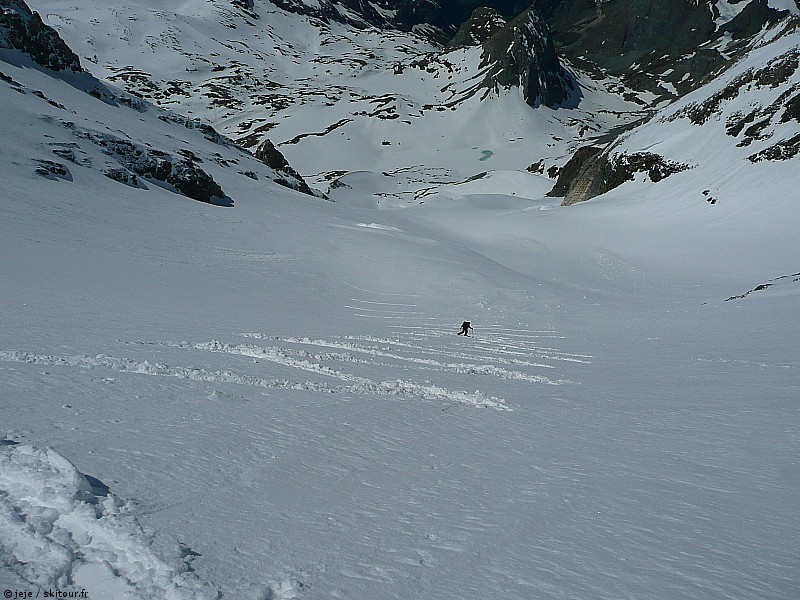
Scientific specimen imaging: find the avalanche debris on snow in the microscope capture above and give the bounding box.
[0,444,213,598]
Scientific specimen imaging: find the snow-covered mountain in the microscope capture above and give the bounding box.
[25,0,652,202]
[25,0,799,203]
[1,0,799,598]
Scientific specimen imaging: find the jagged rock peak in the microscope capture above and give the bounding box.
[0,0,82,72]
[254,140,317,197]
[447,7,507,48]
[480,6,576,108]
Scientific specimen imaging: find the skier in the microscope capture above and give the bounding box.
[458,321,473,336]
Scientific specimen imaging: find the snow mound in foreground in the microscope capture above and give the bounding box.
[0,443,212,599]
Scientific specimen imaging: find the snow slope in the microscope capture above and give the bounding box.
[1,3,799,600]
[2,143,799,597]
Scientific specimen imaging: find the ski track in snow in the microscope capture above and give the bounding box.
[0,321,585,415]
[0,322,591,594]
[0,349,510,411]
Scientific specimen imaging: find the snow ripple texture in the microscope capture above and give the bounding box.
[0,444,212,599]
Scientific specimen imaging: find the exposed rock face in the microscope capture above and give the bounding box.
[166,160,226,202]
[0,0,82,72]
[255,139,291,170]
[34,159,72,181]
[725,271,800,301]
[546,145,603,197]
[720,0,784,41]
[558,149,616,206]
[255,140,316,196]
[480,6,576,108]
[260,0,797,105]
[551,14,800,205]
[555,149,691,206]
[230,0,259,19]
[747,133,800,162]
[674,46,800,127]
[158,114,233,147]
[73,129,226,203]
[391,0,454,37]
[447,7,507,48]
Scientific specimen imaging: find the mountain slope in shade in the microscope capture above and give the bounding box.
[551,17,800,205]
[0,0,81,72]
[479,4,577,108]
[493,0,800,102]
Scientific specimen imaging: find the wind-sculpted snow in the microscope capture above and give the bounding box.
[0,444,212,598]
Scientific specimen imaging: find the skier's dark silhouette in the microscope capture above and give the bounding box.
[458,321,473,336]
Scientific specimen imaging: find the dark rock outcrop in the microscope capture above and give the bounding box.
[725,271,800,301]
[74,129,226,203]
[266,0,516,41]
[104,167,140,187]
[527,0,791,100]
[669,44,800,155]
[259,0,793,102]
[34,159,72,181]
[479,6,576,108]
[391,0,454,38]
[167,160,225,202]
[541,0,719,98]
[720,0,785,41]
[255,139,316,196]
[0,0,82,72]
[747,133,800,162]
[546,145,603,197]
[158,113,232,146]
[266,0,435,35]
[552,148,691,206]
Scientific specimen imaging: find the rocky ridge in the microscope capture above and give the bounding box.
[474,5,577,107]
[1,0,322,206]
[447,7,507,48]
[0,0,81,72]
